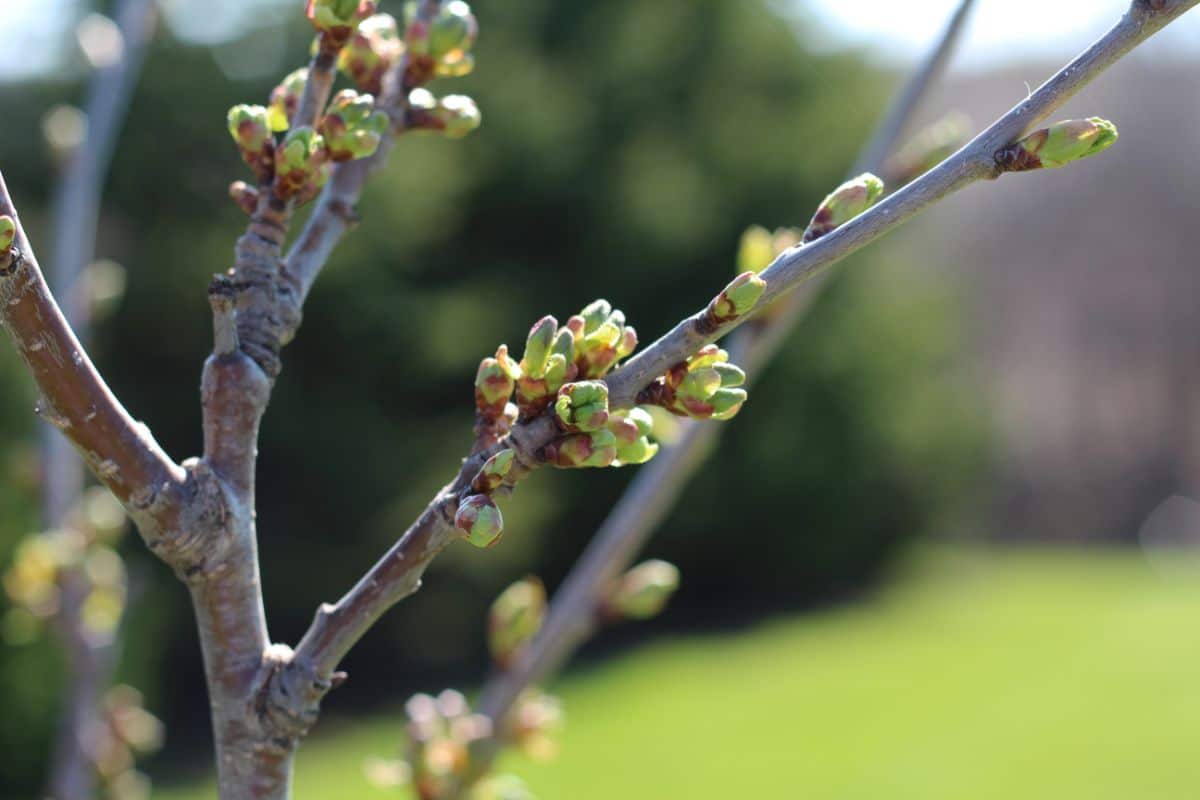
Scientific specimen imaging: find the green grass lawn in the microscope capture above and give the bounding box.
[157,547,1200,799]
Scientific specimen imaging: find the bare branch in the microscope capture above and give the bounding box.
[851,0,979,177]
[0,173,187,537]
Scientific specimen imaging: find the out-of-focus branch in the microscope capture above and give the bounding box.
[271,0,1200,748]
[43,3,158,798]
[851,0,978,177]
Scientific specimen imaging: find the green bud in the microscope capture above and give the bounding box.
[455,494,504,548]
[551,328,575,362]
[0,216,15,255]
[579,300,612,334]
[544,429,617,469]
[609,560,680,620]
[997,117,1119,172]
[677,367,722,403]
[521,315,557,378]
[471,448,515,494]
[608,412,658,466]
[709,388,748,421]
[616,326,638,359]
[435,95,482,139]
[274,126,329,200]
[737,225,775,273]
[554,381,610,432]
[713,362,745,388]
[227,104,272,155]
[267,68,308,133]
[338,14,403,94]
[429,1,478,63]
[686,345,727,371]
[707,271,767,323]
[228,181,260,216]
[544,353,569,391]
[475,348,519,416]
[804,173,885,243]
[488,576,546,666]
[319,90,388,162]
[306,0,377,32]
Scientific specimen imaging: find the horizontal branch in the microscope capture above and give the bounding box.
[0,172,188,539]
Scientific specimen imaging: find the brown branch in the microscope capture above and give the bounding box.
[0,173,188,542]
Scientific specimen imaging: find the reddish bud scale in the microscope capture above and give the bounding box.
[228,181,260,216]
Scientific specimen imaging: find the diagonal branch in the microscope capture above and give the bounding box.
[469,0,983,754]
[270,0,1199,732]
[0,172,188,541]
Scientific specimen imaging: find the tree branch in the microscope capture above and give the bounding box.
[41,3,159,797]
[269,0,1198,739]
[0,173,188,542]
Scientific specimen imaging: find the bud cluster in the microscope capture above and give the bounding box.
[515,315,576,418]
[402,690,494,800]
[506,688,565,763]
[229,89,387,204]
[488,576,546,667]
[545,390,659,469]
[639,345,748,421]
[603,559,681,621]
[995,117,1118,172]
[565,299,638,379]
[2,489,161,798]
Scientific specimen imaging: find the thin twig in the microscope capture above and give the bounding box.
[272,0,1199,730]
[42,3,158,798]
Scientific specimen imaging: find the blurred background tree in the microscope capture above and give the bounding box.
[0,0,992,795]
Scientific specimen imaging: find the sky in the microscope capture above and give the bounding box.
[2,0,1199,82]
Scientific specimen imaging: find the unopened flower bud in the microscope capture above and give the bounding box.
[471,448,515,494]
[579,299,612,334]
[273,126,329,200]
[475,345,521,417]
[544,430,617,469]
[267,68,308,133]
[707,271,767,324]
[435,94,481,139]
[709,387,747,421]
[520,315,557,378]
[338,14,403,94]
[996,117,1118,172]
[228,181,259,216]
[319,90,388,161]
[429,1,478,63]
[608,560,680,620]
[554,381,610,432]
[737,225,776,273]
[608,409,659,467]
[804,173,885,243]
[306,0,377,33]
[455,494,504,548]
[551,328,575,363]
[488,576,545,665]
[0,216,15,255]
[226,105,274,177]
[713,362,745,388]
